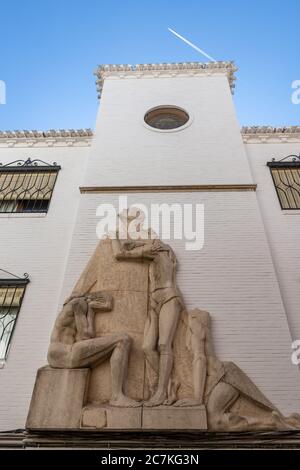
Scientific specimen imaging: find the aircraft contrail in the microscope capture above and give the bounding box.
[168,28,216,62]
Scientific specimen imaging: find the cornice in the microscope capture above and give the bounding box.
[242,126,300,143]
[0,129,93,148]
[80,184,257,193]
[94,61,237,98]
[2,124,299,148]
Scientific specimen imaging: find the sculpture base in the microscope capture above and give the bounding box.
[142,405,207,430]
[81,404,207,430]
[81,404,142,429]
[26,366,89,429]
[26,367,207,431]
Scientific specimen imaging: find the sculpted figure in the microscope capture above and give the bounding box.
[175,309,292,430]
[47,291,140,407]
[112,208,184,406]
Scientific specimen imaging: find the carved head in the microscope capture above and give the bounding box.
[189,309,210,327]
[85,291,113,311]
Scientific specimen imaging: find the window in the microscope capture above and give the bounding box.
[0,272,29,360]
[144,106,189,130]
[0,158,60,214]
[268,155,300,210]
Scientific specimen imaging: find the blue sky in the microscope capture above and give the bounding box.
[0,0,299,130]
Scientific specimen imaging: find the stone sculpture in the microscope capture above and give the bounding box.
[175,309,292,430]
[26,208,300,431]
[47,291,140,407]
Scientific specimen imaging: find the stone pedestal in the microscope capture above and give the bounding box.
[80,404,207,430]
[81,405,142,429]
[142,405,207,430]
[26,367,89,429]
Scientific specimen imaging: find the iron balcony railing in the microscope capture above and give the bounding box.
[0,158,60,213]
[267,154,300,210]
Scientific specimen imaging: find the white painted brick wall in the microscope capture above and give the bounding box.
[86,74,254,186]
[245,142,300,340]
[0,145,90,431]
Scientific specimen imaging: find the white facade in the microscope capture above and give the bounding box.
[0,133,91,431]
[244,136,300,341]
[0,63,300,431]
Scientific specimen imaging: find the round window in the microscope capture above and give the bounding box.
[144,106,189,130]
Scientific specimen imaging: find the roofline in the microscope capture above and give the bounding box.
[0,129,93,148]
[242,126,300,134]
[1,126,300,145]
[242,126,300,143]
[94,61,238,98]
[0,129,93,139]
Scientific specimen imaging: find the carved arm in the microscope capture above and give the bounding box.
[73,299,92,341]
[111,238,155,260]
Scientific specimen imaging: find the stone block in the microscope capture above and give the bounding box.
[142,405,207,430]
[26,366,89,429]
[81,406,107,429]
[81,404,142,429]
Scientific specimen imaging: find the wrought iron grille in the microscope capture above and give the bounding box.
[267,155,300,210]
[0,271,29,360]
[0,158,60,213]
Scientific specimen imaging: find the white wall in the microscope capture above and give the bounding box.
[0,144,90,431]
[246,142,300,340]
[85,74,253,186]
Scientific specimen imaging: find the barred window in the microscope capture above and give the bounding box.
[268,157,300,210]
[0,159,60,214]
[0,274,29,360]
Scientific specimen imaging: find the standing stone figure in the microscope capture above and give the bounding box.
[112,209,184,406]
[47,291,140,407]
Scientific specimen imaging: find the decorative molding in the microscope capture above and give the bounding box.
[0,129,93,138]
[2,122,300,147]
[94,61,237,98]
[80,184,257,193]
[242,126,300,143]
[0,129,93,148]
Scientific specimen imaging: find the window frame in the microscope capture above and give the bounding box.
[0,276,29,361]
[0,159,61,214]
[267,158,300,210]
[143,105,192,133]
